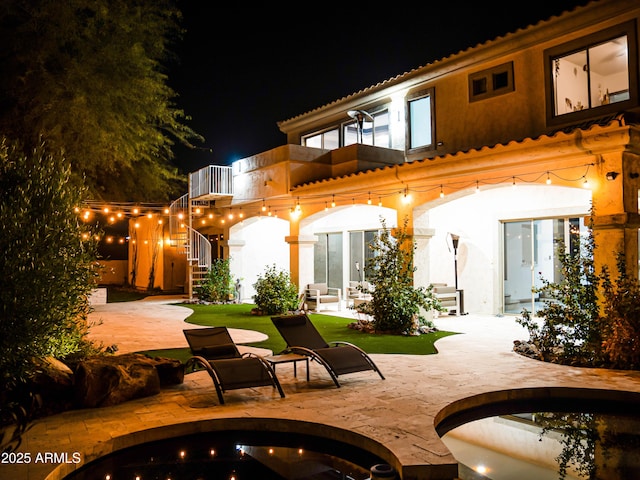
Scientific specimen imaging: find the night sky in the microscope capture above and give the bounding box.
[169,1,591,173]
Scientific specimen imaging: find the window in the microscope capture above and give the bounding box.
[469,62,514,101]
[343,110,390,148]
[407,88,435,151]
[545,22,638,124]
[304,127,339,149]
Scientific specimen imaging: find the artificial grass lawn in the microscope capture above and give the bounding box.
[141,302,459,362]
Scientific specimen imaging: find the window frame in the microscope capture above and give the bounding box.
[406,87,436,154]
[342,109,390,148]
[469,62,515,102]
[544,20,638,127]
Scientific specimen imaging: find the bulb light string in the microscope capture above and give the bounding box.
[78,163,595,232]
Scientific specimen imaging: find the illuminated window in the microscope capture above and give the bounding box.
[304,110,389,150]
[407,88,435,151]
[343,110,390,147]
[545,21,638,124]
[304,127,339,149]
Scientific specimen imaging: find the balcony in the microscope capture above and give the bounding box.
[189,165,233,200]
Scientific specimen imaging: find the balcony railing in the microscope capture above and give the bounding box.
[189,165,233,199]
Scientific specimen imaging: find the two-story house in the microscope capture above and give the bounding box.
[137,0,639,317]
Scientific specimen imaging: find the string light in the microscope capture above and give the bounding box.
[77,163,594,226]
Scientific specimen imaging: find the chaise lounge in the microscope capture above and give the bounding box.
[271,314,385,387]
[183,327,285,404]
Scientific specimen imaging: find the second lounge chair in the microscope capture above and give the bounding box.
[271,314,385,387]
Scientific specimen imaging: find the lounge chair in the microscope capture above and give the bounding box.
[183,327,285,404]
[270,314,385,387]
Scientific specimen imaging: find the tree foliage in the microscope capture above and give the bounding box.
[0,139,102,451]
[358,217,441,334]
[0,0,202,202]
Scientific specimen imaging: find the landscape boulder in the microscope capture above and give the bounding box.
[73,353,183,408]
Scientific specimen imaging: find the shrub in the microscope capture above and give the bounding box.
[0,139,101,451]
[599,254,640,369]
[196,258,235,303]
[517,221,640,370]
[358,217,442,334]
[517,229,602,365]
[253,264,299,315]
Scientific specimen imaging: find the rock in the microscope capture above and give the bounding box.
[74,353,162,408]
[150,356,185,386]
[30,357,75,416]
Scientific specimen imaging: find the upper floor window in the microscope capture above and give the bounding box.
[303,110,390,150]
[343,109,390,147]
[469,62,514,102]
[545,21,638,125]
[407,88,435,151]
[304,127,339,149]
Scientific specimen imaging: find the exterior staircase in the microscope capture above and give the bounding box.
[168,193,212,299]
[168,165,233,299]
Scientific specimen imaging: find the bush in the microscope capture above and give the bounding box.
[195,258,235,303]
[517,222,640,370]
[358,217,442,334]
[0,139,101,451]
[252,264,299,315]
[517,229,602,365]
[599,254,640,369]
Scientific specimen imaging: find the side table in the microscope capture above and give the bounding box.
[264,353,309,381]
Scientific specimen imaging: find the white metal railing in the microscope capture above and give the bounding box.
[187,225,212,268]
[169,194,189,249]
[189,165,233,199]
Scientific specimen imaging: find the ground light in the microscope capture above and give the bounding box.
[62,430,388,480]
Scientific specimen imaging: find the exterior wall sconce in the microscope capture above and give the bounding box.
[606,171,619,181]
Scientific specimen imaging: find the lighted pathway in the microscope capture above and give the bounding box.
[4,297,640,479]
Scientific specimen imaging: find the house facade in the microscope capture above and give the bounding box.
[136,0,640,316]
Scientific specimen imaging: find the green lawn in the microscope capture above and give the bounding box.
[141,302,459,361]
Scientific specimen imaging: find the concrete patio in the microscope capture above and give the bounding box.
[4,296,640,479]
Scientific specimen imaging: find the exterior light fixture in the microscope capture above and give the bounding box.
[546,172,552,184]
[606,171,619,181]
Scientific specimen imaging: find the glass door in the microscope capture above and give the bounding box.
[503,217,586,315]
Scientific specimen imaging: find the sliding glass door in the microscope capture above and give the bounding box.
[503,217,585,315]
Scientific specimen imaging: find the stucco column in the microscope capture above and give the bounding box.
[224,238,246,300]
[285,235,318,291]
[591,151,640,279]
[411,228,436,288]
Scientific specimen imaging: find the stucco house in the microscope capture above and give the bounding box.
[128,0,639,317]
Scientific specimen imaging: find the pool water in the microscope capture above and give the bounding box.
[441,411,640,480]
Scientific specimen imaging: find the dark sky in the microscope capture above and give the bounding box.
[169,2,591,173]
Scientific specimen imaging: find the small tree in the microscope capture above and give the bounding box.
[517,229,603,365]
[195,258,235,303]
[253,265,299,315]
[358,217,441,334]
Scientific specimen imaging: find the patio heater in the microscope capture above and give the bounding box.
[347,109,373,144]
[450,233,460,289]
[448,233,466,315]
